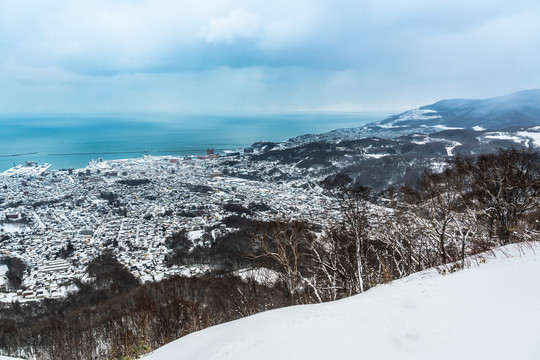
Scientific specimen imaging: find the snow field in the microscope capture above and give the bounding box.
[143,243,540,360]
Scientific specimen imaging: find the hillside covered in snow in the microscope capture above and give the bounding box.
[381,89,540,130]
[143,243,540,360]
[251,90,540,189]
[289,89,540,144]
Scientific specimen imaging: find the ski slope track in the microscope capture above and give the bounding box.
[143,243,540,360]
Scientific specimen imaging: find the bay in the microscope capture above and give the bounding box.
[0,113,387,172]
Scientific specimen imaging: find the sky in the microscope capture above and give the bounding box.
[1,0,540,114]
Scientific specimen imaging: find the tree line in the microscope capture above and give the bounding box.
[248,148,539,304]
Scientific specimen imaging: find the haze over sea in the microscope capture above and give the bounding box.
[0,113,386,172]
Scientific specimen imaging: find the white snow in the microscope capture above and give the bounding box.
[483,131,540,147]
[376,123,404,129]
[0,164,51,177]
[187,230,204,241]
[445,141,461,156]
[143,243,540,360]
[0,355,23,360]
[517,131,540,147]
[430,161,447,172]
[484,132,523,142]
[363,153,389,159]
[431,124,463,130]
[411,135,431,145]
[0,265,7,287]
[0,223,29,233]
[396,108,441,122]
[234,268,281,284]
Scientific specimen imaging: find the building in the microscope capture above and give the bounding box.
[6,212,21,221]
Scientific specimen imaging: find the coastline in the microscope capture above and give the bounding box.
[0,113,386,173]
[0,151,232,177]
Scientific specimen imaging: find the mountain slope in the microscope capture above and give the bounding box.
[249,125,540,190]
[378,89,540,130]
[143,243,540,360]
[289,89,540,144]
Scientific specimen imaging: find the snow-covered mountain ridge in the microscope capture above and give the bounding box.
[289,89,540,144]
[248,90,540,190]
[249,125,540,190]
[380,89,540,129]
[143,242,540,360]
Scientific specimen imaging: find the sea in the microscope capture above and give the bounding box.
[0,113,388,172]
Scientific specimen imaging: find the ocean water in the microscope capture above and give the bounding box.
[0,113,387,171]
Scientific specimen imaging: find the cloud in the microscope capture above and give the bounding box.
[0,0,540,113]
[203,8,263,44]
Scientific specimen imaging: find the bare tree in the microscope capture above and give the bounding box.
[5,258,26,290]
[372,200,426,279]
[309,226,360,300]
[323,174,371,294]
[455,148,540,244]
[249,220,318,304]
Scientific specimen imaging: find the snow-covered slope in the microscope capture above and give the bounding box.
[287,90,540,145]
[378,89,540,130]
[143,243,540,360]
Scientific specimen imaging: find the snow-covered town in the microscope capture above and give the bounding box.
[0,152,334,302]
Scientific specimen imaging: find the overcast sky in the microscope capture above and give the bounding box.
[1,0,539,114]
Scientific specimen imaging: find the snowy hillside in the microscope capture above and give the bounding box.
[378,89,540,130]
[143,243,540,360]
[287,89,540,145]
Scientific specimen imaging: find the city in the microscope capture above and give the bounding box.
[0,151,334,302]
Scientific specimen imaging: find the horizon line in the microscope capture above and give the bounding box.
[0,110,396,117]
